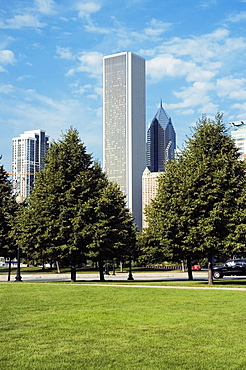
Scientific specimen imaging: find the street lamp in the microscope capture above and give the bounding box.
[127,258,134,281]
[15,194,24,282]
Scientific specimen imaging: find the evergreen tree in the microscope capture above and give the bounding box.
[86,182,137,281]
[0,158,18,279]
[0,160,11,255]
[17,128,135,282]
[18,128,107,281]
[145,114,246,283]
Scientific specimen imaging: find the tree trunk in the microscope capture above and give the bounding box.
[71,254,76,282]
[8,259,11,281]
[56,259,60,274]
[120,261,123,272]
[208,255,214,285]
[187,256,193,280]
[99,260,105,281]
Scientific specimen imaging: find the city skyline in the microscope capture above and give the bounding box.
[1,0,246,173]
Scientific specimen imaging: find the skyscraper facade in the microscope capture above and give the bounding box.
[103,52,146,229]
[146,103,176,172]
[12,129,50,199]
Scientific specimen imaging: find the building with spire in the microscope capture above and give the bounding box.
[143,103,176,228]
[103,52,146,229]
[146,102,176,172]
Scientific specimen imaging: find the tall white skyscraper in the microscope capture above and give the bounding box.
[12,129,50,199]
[103,52,146,229]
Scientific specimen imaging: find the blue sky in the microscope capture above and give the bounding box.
[1,0,246,173]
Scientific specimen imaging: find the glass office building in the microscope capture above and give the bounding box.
[146,103,176,172]
[103,52,146,229]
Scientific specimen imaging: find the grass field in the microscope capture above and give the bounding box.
[1,283,246,370]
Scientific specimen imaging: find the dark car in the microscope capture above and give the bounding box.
[213,259,246,279]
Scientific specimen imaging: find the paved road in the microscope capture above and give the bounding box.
[2,270,246,283]
[0,270,209,282]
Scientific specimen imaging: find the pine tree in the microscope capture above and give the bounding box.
[0,161,11,254]
[18,128,107,281]
[86,182,137,281]
[0,158,18,279]
[17,128,136,282]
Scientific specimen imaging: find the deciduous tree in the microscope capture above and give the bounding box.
[145,114,246,283]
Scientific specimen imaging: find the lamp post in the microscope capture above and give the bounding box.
[15,194,24,282]
[127,258,134,281]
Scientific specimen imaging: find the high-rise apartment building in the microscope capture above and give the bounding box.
[12,129,50,199]
[231,121,246,160]
[103,52,146,229]
[146,103,176,172]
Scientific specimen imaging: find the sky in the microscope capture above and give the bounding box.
[1,0,246,173]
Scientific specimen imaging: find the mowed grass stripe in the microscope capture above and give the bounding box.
[1,284,246,370]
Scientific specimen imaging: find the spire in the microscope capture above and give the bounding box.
[160,98,163,108]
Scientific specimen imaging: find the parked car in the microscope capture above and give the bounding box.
[212,259,246,279]
[192,264,201,271]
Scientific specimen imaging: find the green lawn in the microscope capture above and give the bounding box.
[1,283,246,370]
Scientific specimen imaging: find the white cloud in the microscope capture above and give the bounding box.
[65,68,76,77]
[0,14,45,29]
[163,81,218,115]
[199,0,217,8]
[17,75,32,81]
[0,50,15,65]
[198,101,218,114]
[35,0,56,15]
[76,2,101,18]
[68,82,92,95]
[174,82,213,106]
[147,55,215,83]
[0,36,15,50]
[56,46,75,60]
[74,2,108,34]
[151,28,231,63]
[77,51,103,78]
[216,77,246,100]
[125,0,144,7]
[84,21,110,34]
[144,19,172,37]
[0,84,14,94]
[180,109,195,116]
[226,11,246,23]
[231,102,246,112]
